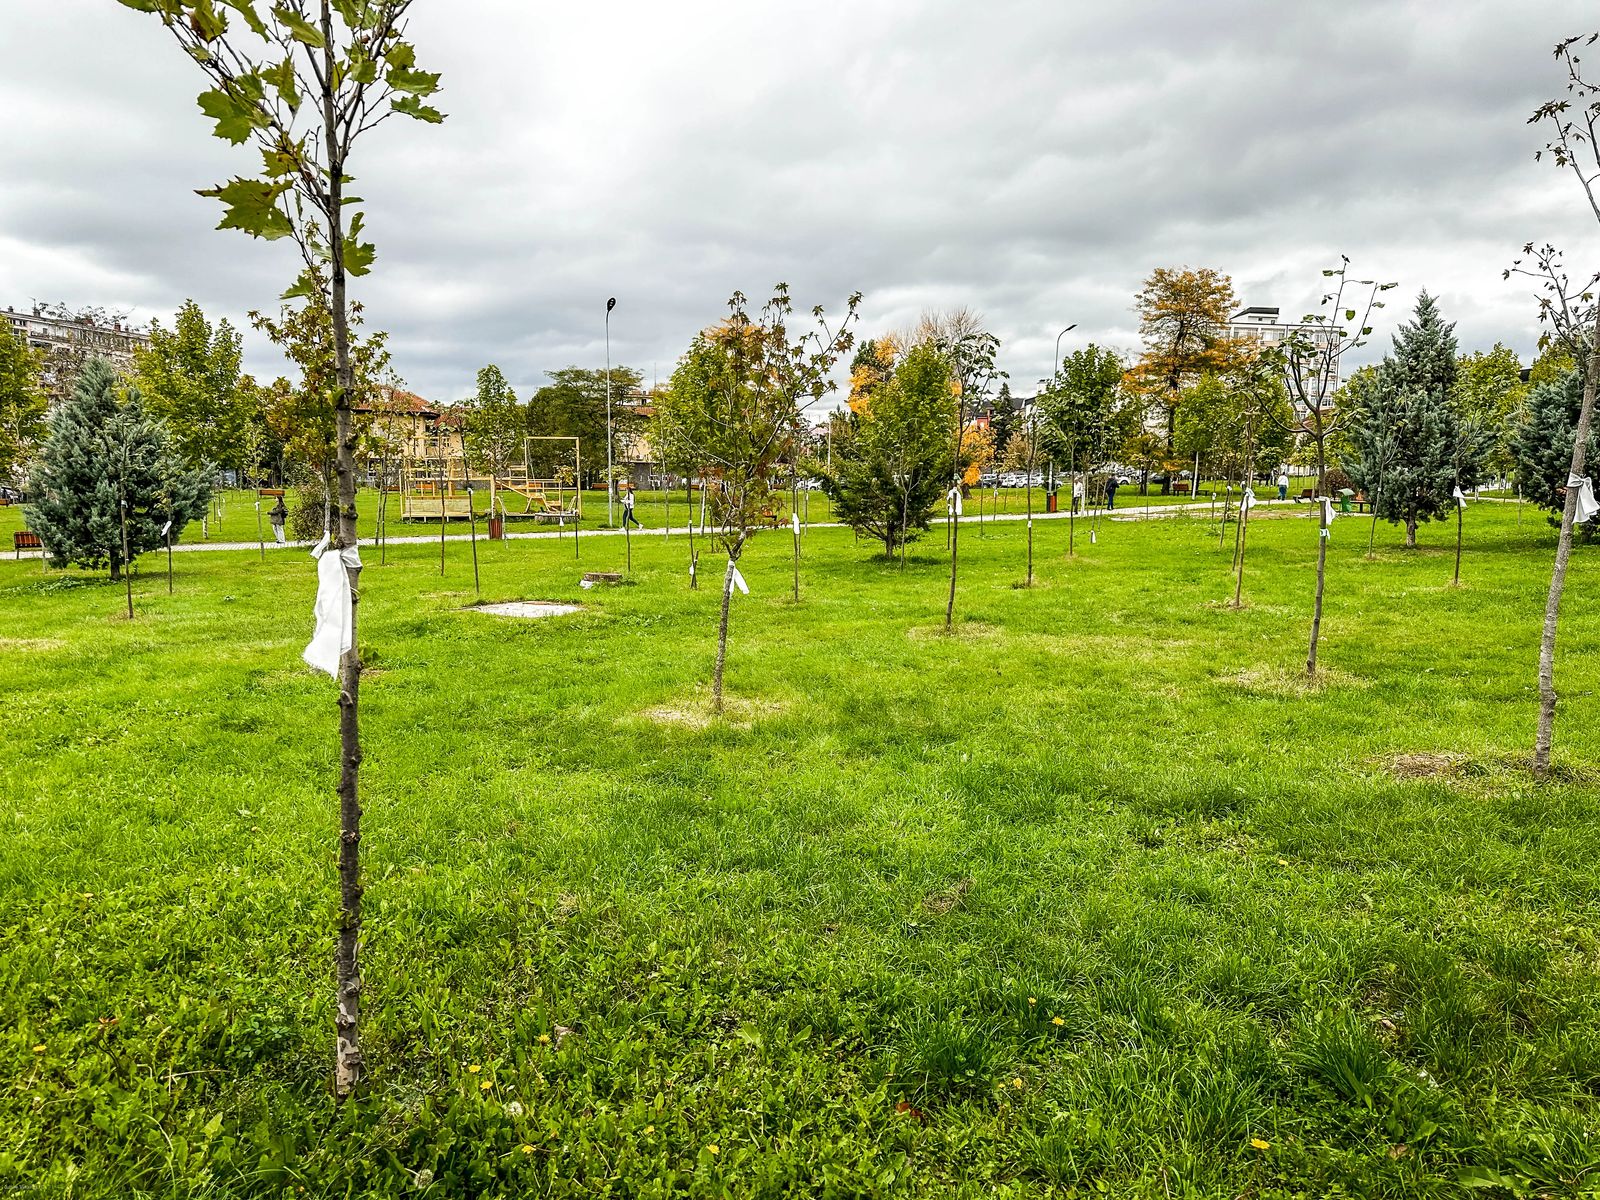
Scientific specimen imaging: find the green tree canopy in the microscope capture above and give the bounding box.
[26,358,210,578]
[0,321,48,490]
[133,299,248,475]
[526,366,643,481]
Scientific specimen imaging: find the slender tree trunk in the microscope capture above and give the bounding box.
[1534,321,1599,773]
[686,481,696,588]
[1232,505,1251,609]
[1026,469,1034,586]
[712,551,738,712]
[1405,515,1417,548]
[1453,501,1463,587]
[437,451,447,575]
[322,1,365,1101]
[1307,504,1328,676]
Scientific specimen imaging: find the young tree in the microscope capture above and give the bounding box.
[818,340,954,559]
[120,0,444,1097]
[0,322,48,491]
[1268,259,1397,492]
[1002,413,1045,583]
[133,299,249,478]
[913,309,1004,628]
[1132,266,1239,488]
[1344,294,1483,547]
[253,287,390,533]
[655,285,859,711]
[463,364,524,517]
[26,358,209,580]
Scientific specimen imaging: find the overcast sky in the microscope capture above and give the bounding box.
[2,1,1595,403]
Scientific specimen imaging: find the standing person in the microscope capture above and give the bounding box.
[1105,476,1119,511]
[1072,476,1084,514]
[268,496,288,545]
[1277,469,1290,502]
[621,485,642,529]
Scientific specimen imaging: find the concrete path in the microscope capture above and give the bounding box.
[8,495,1316,561]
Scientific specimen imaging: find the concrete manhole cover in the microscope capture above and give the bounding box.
[473,601,583,619]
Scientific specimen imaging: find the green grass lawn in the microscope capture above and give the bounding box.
[2,503,1597,1197]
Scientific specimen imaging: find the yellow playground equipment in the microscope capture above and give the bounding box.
[396,437,584,524]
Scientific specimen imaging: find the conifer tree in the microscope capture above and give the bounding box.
[1512,367,1600,537]
[27,358,210,579]
[1345,293,1483,546]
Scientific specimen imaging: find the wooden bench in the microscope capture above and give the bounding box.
[1171,481,1191,495]
[14,531,42,557]
[757,507,785,529]
[1295,488,1315,502]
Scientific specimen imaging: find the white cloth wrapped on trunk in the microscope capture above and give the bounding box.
[304,535,361,678]
[1568,474,1599,523]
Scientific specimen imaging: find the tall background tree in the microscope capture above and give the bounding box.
[26,359,209,579]
[462,363,524,516]
[819,339,953,559]
[133,299,249,481]
[0,322,48,492]
[526,365,643,481]
[655,285,858,710]
[1512,366,1597,536]
[1452,343,1528,483]
[1132,266,1238,490]
[1345,293,1483,547]
[121,0,444,1097]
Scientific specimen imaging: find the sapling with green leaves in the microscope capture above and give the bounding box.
[1509,33,1600,772]
[118,0,444,1097]
[656,285,858,712]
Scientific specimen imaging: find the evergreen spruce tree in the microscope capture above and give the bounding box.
[1512,367,1600,538]
[26,358,210,578]
[1345,292,1483,546]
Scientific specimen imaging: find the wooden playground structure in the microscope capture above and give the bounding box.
[397,436,584,524]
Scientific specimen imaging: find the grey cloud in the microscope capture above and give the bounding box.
[1,0,1595,402]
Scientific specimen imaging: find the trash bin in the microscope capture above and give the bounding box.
[1337,488,1354,514]
[1046,492,1059,514]
[488,515,505,540]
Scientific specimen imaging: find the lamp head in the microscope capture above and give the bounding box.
[606,297,617,313]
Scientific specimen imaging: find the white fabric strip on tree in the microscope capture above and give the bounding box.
[1452,485,1467,509]
[729,561,749,594]
[947,486,962,517]
[1319,496,1336,539]
[1567,474,1598,522]
[1240,486,1256,514]
[303,535,360,678]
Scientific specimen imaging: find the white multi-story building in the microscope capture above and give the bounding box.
[4,304,151,372]
[1227,305,1343,419]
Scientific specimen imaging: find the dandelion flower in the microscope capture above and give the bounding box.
[1251,1137,1270,1150]
[467,1064,482,1074]
[707,1144,719,1156]
[537,1034,551,1045]
[1051,1016,1065,1027]
[520,1144,534,1155]
[480,1080,493,1091]
[32,1044,45,1054]
[1011,1077,1024,1089]
[1277,858,1288,867]
[1027,997,1037,1006]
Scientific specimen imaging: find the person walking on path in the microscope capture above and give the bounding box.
[1105,477,1119,510]
[621,486,642,529]
[1277,470,1290,502]
[1072,476,1084,514]
[269,497,288,544]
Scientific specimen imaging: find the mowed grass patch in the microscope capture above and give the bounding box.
[1,503,1597,1197]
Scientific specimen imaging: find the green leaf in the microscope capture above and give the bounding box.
[271,4,324,46]
[347,52,378,85]
[1344,309,1356,321]
[190,0,227,40]
[219,0,266,35]
[385,64,441,97]
[261,58,300,111]
[197,88,265,145]
[384,41,416,69]
[197,176,293,240]
[280,271,316,301]
[116,0,169,11]
[343,211,376,276]
[391,94,444,123]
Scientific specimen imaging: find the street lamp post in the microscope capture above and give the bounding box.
[605,297,617,526]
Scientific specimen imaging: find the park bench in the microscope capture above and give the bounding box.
[14,531,43,557]
[757,506,785,529]
[1295,488,1315,502]
[1172,481,1191,495]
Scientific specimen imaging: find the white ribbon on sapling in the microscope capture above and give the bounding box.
[947,485,963,517]
[161,520,172,538]
[304,533,362,678]
[1452,485,1467,510]
[1568,474,1599,522]
[1239,486,1257,515]
[728,560,749,595]
[1318,496,1336,539]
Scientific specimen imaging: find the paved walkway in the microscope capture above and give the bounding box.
[8,495,1317,561]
